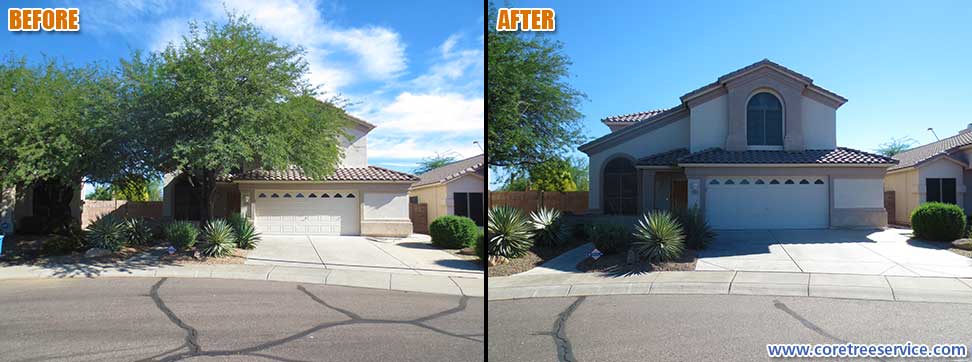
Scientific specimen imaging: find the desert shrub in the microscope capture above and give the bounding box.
[227,213,261,249]
[675,207,715,250]
[42,235,84,255]
[911,202,966,241]
[200,219,235,257]
[632,211,685,262]
[85,215,127,251]
[164,221,199,250]
[124,218,154,246]
[586,223,630,255]
[430,215,479,249]
[487,206,534,258]
[529,208,567,247]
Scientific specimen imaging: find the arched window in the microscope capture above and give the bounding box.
[603,158,637,215]
[747,92,783,146]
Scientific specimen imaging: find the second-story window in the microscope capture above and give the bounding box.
[747,92,783,146]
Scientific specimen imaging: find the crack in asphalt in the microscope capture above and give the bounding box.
[773,299,887,362]
[138,279,481,362]
[552,297,585,362]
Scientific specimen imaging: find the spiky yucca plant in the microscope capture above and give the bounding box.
[201,219,236,257]
[676,207,715,250]
[86,215,127,251]
[125,218,153,246]
[487,206,534,258]
[227,213,261,249]
[632,210,685,262]
[530,207,567,247]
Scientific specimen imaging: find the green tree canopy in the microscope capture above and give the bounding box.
[487,2,586,175]
[499,157,584,192]
[875,136,916,157]
[133,14,348,220]
[412,152,460,174]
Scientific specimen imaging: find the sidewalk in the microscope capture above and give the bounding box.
[0,262,484,297]
[489,270,972,304]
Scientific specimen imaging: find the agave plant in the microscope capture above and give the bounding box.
[125,217,154,246]
[631,210,685,262]
[676,207,716,250]
[530,207,567,247]
[201,219,236,257]
[86,215,127,251]
[227,213,261,249]
[487,206,534,258]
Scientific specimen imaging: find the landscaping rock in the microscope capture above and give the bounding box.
[952,239,972,251]
[84,248,111,258]
[488,255,509,267]
[459,247,477,255]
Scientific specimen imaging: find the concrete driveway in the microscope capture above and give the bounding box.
[696,228,972,277]
[244,234,483,278]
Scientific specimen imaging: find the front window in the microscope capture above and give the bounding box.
[603,158,637,215]
[747,92,783,146]
[926,178,957,204]
[453,192,484,226]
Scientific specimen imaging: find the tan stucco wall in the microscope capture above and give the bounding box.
[801,97,837,149]
[409,184,445,227]
[884,169,919,225]
[689,94,728,152]
[340,126,369,168]
[918,158,966,210]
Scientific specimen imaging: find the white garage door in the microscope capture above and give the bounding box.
[705,177,828,229]
[254,190,360,235]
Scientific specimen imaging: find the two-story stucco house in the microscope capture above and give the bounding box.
[579,60,898,229]
[162,114,419,237]
[883,125,972,225]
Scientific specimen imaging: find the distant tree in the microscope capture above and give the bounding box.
[498,175,529,191]
[567,156,589,191]
[500,158,579,192]
[487,1,586,175]
[876,137,917,157]
[86,185,114,201]
[412,152,460,174]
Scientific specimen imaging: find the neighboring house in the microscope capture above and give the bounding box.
[162,115,419,237]
[884,125,972,225]
[408,154,485,227]
[579,59,898,229]
[1,181,83,235]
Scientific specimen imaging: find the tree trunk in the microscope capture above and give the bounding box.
[193,170,218,223]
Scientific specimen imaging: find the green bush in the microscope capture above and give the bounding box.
[675,207,715,250]
[430,215,479,249]
[200,219,236,257]
[632,211,685,262]
[124,218,154,246]
[42,235,84,255]
[164,221,199,250]
[228,213,261,249]
[487,206,534,258]
[529,207,567,247]
[475,231,486,261]
[911,202,966,241]
[85,215,127,251]
[586,223,630,255]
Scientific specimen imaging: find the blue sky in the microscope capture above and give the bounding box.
[489,0,972,188]
[1,0,484,177]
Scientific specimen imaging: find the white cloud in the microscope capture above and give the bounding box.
[375,92,483,132]
[368,137,482,160]
[320,27,407,79]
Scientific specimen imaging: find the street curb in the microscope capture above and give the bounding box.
[489,271,972,304]
[0,263,484,297]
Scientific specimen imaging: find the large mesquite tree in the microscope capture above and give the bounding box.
[133,14,348,221]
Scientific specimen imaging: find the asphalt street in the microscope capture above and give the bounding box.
[0,277,483,362]
[488,294,972,361]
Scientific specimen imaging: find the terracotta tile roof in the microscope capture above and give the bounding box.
[413,154,484,188]
[637,148,689,166]
[890,131,972,170]
[602,109,667,124]
[224,166,419,182]
[677,147,897,165]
